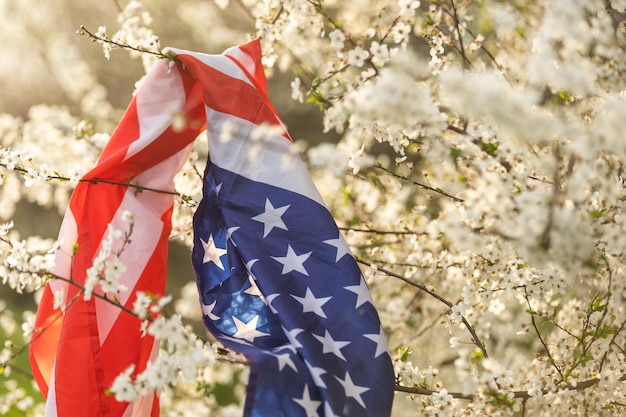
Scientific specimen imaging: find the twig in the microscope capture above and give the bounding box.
[523,287,564,380]
[2,163,192,200]
[449,0,469,70]
[357,258,489,359]
[112,0,123,13]
[231,0,257,22]
[373,165,463,203]
[50,273,145,321]
[79,25,169,60]
[396,374,626,400]
[0,283,83,369]
[338,226,426,236]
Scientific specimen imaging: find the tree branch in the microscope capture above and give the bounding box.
[396,374,626,401]
[373,165,463,202]
[357,258,489,359]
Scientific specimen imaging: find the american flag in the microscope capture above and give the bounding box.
[177,41,395,417]
[30,39,394,417]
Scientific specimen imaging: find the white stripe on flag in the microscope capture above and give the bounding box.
[205,106,326,207]
[43,361,58,417]
[125,60,187,162]
[166,47,255,87]
[96,145,192,344]
[223,46,258,78]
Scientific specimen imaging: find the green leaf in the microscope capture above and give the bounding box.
[478,140,498,157]
[470,348,484,363]
[397,346,412,362]
[589,209,605,219]
[485,389,517,408]
[450,147,465,159]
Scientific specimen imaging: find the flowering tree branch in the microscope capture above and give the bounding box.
[77,25,171,60]
[0,162,199,205]
[396,373,626,401]
[356,258,489,360]
[373,164,464,202]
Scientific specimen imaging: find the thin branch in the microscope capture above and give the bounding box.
[231,0,257,22]
[338,226,426,236]
[396,374,626,401]
[373,165,463,203]
[50,273,144,321]
[1,284,83,369]
[395,310,449,351]
[449,0,469,70]
[79,25,169,60]
[357,258,489,359]
[112,0,123,14]
[2,163,194,200]
[436,1,513,86]
[523,287,564,380]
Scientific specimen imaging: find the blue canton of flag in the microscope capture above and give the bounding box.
[178,39,395,417]
[192,164,395,417]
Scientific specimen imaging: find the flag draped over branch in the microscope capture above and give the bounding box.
[30,39,394,417]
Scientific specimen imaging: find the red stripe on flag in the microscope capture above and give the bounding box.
[30,286,63,397]
[86,72,204,184]
[176,53,281,129]
[236,40,267,95]
[30,58,204,416]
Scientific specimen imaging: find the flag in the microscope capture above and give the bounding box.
[30,39,395,417]
[176,41,395,417]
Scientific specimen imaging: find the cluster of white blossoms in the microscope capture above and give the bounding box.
[109,314,216,403]
[2,0,626,416]
[0,219,56,294]
[90,1,161,73]
[83,214,133,301]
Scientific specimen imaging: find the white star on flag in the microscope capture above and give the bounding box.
[201,234,227,270]
[232,315,269,342]
[292,287,332,318]
[201,300,221,320]
[252,198,290,238]
[246,258,259,272]
[344,278,373,308]
[283,326,304,349]
[304,359,328,389]
[293,386,321,417]
[273,350,298,372]
[275,353,298,372]
[313,330,351,361]
[324,402,341,417]
[226,226,240,246]
[364,326,388,358]
[243,274,265,303]
[265,294,280,315]
[323,233,351,262]
[244,274,267,303]
[335,371,370,408]
[271,244,312,276]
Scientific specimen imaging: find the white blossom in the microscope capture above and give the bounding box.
[290,77,304,102]
[398,0,421,17]
[328,29,346,50]
[347,46,370,67]
[348,144,373,175]
[52,288,65,311]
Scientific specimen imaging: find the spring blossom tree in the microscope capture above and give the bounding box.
[1,0,626,416]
